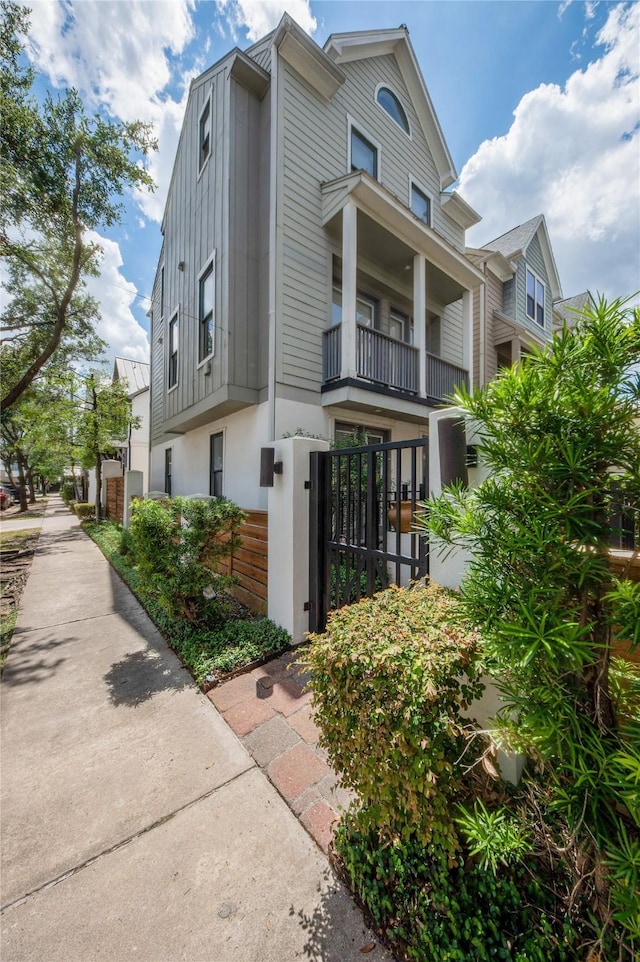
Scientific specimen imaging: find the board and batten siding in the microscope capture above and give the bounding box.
[278,52,467,395]
[150,249,165,442]
[160,67,228,423]
[246,33,273,73]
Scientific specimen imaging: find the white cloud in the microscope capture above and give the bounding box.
[24,0,197,223]
[85,232,150,366]
[215,0,316,42]
[459,2,640,300]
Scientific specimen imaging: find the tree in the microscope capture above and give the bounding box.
[76,373,136,522]
[423,297,640,955]
[0,2,156,410]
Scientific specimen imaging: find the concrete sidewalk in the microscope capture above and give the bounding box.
[1,496,388,962]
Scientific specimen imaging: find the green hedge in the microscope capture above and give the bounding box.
[301,583,483,854]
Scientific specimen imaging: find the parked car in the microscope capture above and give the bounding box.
[0,486,10,510]
[3,484,20,503]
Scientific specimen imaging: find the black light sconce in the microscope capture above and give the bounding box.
[260,447,283,487]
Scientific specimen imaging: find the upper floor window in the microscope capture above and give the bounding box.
[350,126,378,179]
[198,261,214,362]
[199,98,211,172]
[376,86,410,135]
[410,184,431,227]
[526,268,545,326]
[168,312,179,388]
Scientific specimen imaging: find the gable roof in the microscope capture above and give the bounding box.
[323,26,457,190]
[481,214,563,301]
[554,291,590,327]
[113,357,150,397]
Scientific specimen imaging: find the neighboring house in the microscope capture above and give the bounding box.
[148,16,485,508]
[467,214,571,387]
[112,356,151,492]
[553,291,591,330]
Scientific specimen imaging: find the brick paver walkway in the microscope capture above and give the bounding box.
[207,651,354,853]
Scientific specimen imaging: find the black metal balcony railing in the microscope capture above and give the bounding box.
[425,351,469,401]
[323,323,469,402]
[323,323,418,393]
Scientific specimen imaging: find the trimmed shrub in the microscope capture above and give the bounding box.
[74,502,95,520]
[60,480,75,503]
[302,583,483,854]
[129,496,245,626]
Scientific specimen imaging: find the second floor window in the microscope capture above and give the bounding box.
[199,99,211,171]
[168,313,179,388]
[199,262,214,361]
[351,127,378,179]
[411,184,431,226]
[526,268,545,326]
[376,87,410,135]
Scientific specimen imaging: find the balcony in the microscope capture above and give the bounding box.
[323,324,468,403]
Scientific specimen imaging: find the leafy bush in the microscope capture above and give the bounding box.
[60,480,75,503]
[302,583,482,853]
[129,496,245,626]
[85,520,290,683]
[74,502,95,520]
[336,819,586,962]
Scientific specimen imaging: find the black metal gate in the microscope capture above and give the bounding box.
[308,438,429,633]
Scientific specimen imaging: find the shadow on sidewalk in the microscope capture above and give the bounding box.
[104,647,191,708]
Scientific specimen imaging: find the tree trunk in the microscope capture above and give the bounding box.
[27,468,36,504]
[17,457,28,512]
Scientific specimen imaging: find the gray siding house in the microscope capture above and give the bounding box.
[467,214,575,386]
[149,16,485,508]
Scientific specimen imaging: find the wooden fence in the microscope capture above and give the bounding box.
[219,509,268,615]
[106,476,124,525]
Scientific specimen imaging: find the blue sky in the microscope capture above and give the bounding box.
[18,0,640,363]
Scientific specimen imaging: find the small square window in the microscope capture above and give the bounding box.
[410,184,431,226]
[199,100,211,171]
[199,263,214,361]
[351,127,378,179]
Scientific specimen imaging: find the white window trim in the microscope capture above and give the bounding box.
[197,251,216,367]
[167,308,179,393]
[347,114,382,182]
[408,176,433,228]
[525,265,546,327]
[197,89,213,179]
[159,261,165,323]
[374,82,412,139]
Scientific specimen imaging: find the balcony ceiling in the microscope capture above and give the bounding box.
[322,171,484,305]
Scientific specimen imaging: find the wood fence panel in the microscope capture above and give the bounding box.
[215,509,268,615]
[106,477,124,525]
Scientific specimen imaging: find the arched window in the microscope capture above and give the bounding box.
[376,87,410,135]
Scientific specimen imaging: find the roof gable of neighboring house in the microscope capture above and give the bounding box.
[113,357,150,399]
[323,26,457,190]
[554,291,590,327]
[481,214,563,301]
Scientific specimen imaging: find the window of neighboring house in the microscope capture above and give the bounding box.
[350,126,378,179]
[164,448,172,497]
[335,422,390,447]
[168,312,179,388]
[496,342,512,370]
[199,98,211,172]
[526,268,545,326]
[376,86,410,135]
[389,309,413,344]
[210,432,223,497]
[410,183,431,226]
[199,261,214,361]
[426,314,441,356]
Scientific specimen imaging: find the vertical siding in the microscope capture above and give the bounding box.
[246,34,273,73]
[150,246,165,442]
[228,79,262,390]
[278,52,467,393]
[485,271,505,383]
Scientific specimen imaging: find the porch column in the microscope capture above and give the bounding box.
[341,198,358,379]
[462,289,473,389]
[413,254,427,398]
